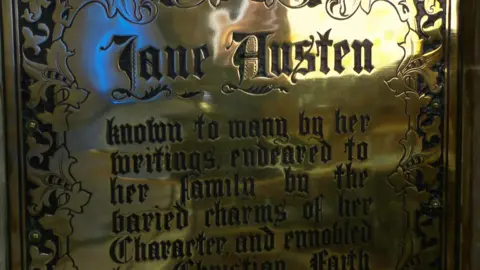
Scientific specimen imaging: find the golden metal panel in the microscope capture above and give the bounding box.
[0,0,470,269]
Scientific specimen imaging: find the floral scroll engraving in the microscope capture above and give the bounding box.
[322,1,446,268]
[382,0,444,269]
[325,0,413,21]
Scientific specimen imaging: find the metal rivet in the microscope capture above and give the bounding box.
[431,101,441,109]
[430,199,442,210]
[26,120,38,131]
[29,230,42,243]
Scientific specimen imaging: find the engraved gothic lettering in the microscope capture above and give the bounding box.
[230,29,375,83]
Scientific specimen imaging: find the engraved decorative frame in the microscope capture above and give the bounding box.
[0,0,468,269]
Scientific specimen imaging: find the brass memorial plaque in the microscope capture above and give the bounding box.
[0,0,468,269]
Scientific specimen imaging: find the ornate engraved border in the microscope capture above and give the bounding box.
[18,0,445,269]
[332,1,445,269]
[383,0,445,268]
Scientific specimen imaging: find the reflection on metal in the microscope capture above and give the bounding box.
[0,0,471,269]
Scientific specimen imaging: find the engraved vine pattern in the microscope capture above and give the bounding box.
[21,0,92,268]
[18,0,445,269]
[20,0,165,268]
[324,1,446,268]
[382,0,444,269]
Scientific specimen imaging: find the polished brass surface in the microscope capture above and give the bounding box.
[0,0,466,269]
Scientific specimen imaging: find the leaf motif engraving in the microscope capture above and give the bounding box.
[420,114,441,142]
[52,0,73,40]
[22,0,51,23]
[23,40,89,109]
[37,105,72,133]
[22,24,50,55]
[29,240,56,270]
[56,0,160,31]
[28,146,92,215]
[389,130,440,191]
[421,16,443,42]
[56,255,79,270]
[39,209,73,238]
[386,30,442,95]
[27,132,53,163]
[325,0,362,20]
[424,0,443,15]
